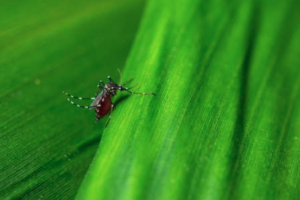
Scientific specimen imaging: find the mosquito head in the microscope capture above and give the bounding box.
[105,82,119,96]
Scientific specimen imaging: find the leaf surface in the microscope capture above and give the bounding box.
[77,0,300,199]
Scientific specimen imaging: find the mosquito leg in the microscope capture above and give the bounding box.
[105,104,114,128]
[96,80,105,95]
[95,116,100,123]
[108,76,115,83]
[67,99,90,109]
[97,80,105,88]
[119,86,155,96]
[63,91,95,100]
[94,104,102,123]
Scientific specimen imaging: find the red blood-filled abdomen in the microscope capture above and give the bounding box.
[96,95,112,118]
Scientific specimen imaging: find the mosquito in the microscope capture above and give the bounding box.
[63,70,155,127]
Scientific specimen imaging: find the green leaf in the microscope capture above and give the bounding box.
[77,0,300,199]
[0,0,145,199]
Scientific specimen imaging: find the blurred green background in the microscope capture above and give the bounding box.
[1,0,300,199]
[0,0,146,199]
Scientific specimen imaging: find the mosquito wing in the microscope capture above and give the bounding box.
[90,91,105,109]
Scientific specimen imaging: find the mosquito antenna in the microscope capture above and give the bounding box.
[127,83,139,89]
[122,78,134,86]
[118,68,123,85]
